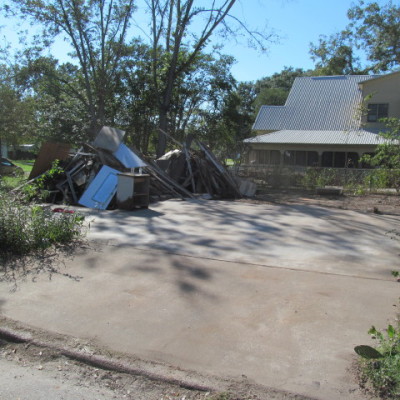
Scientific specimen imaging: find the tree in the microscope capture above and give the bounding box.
[0,64,36,150]
[3,0,136,138]
[310,1,400,74]
[145,0,273,156]
[348,0,400,72]
[310,31,367,75]
[253,67,308,113]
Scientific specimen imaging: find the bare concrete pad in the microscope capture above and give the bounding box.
[81,199,400,280]
[0,244,398,400]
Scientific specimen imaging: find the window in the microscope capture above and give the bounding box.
[255,150,268,164]
[322,152,333,167]
[346,152,359,168]
[270,150,281,165]
[307,151,319,166]
[333,152,346,168]
[295,151,307,166]
[283,150,295,166]
[367,103,388,122]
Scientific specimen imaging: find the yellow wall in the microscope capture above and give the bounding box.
[361,72,400,129]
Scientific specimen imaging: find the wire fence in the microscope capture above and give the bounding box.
[231,165,400,192]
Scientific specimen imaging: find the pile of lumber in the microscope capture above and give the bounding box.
[24,126,254,210]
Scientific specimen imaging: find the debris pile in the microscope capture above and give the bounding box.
[25,126,255,210]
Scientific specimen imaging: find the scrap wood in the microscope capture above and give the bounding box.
[146,160,195,199]
[196,141,241,198]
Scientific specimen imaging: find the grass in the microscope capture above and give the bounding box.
[13,159,34,174]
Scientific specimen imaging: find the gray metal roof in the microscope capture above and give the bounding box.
[244,129,386,145]
[253,75,379,131]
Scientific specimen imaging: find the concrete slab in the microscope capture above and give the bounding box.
[1,200,399,399]
[82,199,400,279]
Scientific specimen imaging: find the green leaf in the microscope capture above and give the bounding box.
[354,345,384,359]
[387,324,395,339]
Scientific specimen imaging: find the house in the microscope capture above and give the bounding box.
[244,71,400,168]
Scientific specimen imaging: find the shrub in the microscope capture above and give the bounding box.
[0,189,85,261]
[355,322,400,398]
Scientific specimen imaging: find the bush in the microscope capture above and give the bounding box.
[0,189,85,261]
[355,322,400,398]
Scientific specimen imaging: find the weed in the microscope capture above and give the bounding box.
[0,189,85,263]
[355,321,400,398]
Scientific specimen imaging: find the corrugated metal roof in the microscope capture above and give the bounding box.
[252,75,379,131]
[244,129,386,145]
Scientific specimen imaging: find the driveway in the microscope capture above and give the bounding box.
[1,199,399,399]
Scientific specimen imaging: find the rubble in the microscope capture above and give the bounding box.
[24,126,255,210]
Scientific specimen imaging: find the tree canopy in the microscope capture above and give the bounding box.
[310,0,400,74]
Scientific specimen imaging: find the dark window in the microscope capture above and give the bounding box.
[346,152,359,168]
[367,103,388,122]
[322,152,333,167]
[270,150,281,165]
[295,151,307,166]
[283,150,295,166]
[333,152,346,168]
[256,150,269,164]
[307,151,319,166]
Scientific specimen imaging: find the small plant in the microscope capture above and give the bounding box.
[355,322,400,398]
[0,189,85,262]
[21,160,64,202]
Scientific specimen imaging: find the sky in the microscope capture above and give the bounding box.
[0,0,388,82]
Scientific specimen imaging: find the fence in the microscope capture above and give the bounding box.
[231,164,400,192]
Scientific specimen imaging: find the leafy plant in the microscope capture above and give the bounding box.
[0,189,85,262]
[355,322,400,398]
[21,159,64,202]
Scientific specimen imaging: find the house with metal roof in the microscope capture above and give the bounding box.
[244,71,400,168]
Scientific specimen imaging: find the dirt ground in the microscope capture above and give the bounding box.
[0,318,314,400]
[241,189,400,215]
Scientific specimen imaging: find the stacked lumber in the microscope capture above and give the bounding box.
[23,126,252,210]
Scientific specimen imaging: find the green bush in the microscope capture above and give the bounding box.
[355,322,400,398]
[0,190,85,260]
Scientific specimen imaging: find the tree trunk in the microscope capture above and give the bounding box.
[156,109,168,158]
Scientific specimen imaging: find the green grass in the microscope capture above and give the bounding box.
[13,159,34,174]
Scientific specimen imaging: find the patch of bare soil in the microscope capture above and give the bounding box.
[240,189,400,215]
[0,318,315,400]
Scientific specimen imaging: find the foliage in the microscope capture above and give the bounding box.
[348,0,400,72]
[311,1,400,73]
[3,0,136,137]
[0,187,85,261]
[355,322,400,398]
[301,168,341,189]
[361,118,400,190]
[310,30,368,75]
[253,67,308,113]
[21,160,64,202]
[0,64,37,146]
[143,0,274,156]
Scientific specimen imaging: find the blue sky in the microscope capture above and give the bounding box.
[0,0,388,82]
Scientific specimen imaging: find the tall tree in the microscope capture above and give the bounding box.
[309,31,367,75]
[145,0,272,156]
[0,64,36,150]
[253,67,308,113]
[310,1,400,74]
[348,0,400,72]
[3,0,136,138]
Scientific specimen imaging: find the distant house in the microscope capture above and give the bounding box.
[244,71,400,168]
